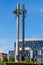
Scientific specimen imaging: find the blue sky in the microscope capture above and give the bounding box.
[0,0,43,53]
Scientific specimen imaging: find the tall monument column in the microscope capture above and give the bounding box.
[13,3,26,61]
[22,4,26,61]
[13,3,20,62]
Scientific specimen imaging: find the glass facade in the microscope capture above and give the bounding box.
[9,51,14,56]
[14,39,43,62]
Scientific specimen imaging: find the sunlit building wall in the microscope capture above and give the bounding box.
[14,38,43,62]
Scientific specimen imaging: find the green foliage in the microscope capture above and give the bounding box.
[3,56,8,62]
[4,62,7,65]
[9,56,15,61]
[3,62,42,65]
[0,60,2,63]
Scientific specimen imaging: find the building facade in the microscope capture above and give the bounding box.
[14,38,43,62]
[9,51,14,57]
[8,50,14,59]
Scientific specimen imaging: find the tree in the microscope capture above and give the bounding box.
[3,56,8,62]
[9,56,15,61]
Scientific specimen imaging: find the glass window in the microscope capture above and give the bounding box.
[37,50,41,55]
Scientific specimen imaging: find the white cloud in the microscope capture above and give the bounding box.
[0,38,14,44]
[0,37,15,54]
[0,46,7,53]
[0,39,7,44]
[0,38,14,53]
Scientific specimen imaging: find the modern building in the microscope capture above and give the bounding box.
[9,51,14,56]
[0,52,7,60]
[8,50,14,59]
[14,38,43,62]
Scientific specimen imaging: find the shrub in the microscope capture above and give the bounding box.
[4,62,40,65]
[9,56,15,61]
[3,56,8,62]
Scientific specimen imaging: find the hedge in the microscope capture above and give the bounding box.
[3,62,42,65]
